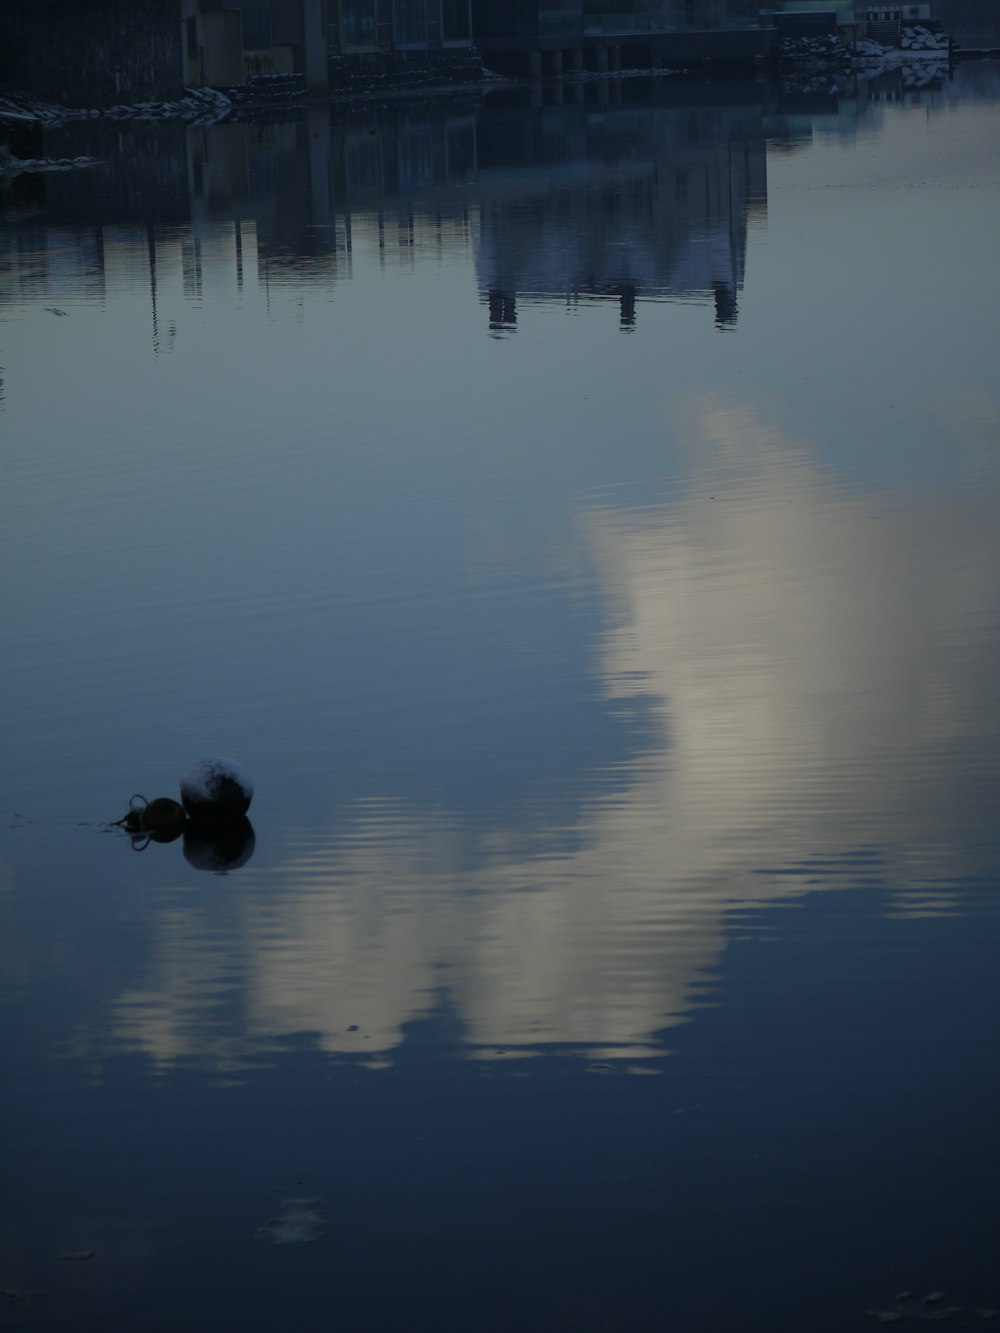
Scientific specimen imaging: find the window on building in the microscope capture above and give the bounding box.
[342,0,378,45]
[242,4,273,50]
[442,0,470,41]
[394,0,427,43]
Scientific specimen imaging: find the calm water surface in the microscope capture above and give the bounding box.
[2,67,1000,1331]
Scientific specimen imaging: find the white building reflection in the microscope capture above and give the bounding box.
[110,393,1000,1071]
[476,101,766,332]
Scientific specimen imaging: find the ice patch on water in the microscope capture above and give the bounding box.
[255,1197,327,1245]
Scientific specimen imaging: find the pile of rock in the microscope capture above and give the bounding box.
[854,37,892,57]
[226,72,308,118]
[778,34,852,65]
[901,25,949,52]
[898,58,948,87]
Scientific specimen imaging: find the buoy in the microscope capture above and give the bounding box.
[117,794,187,843]
[142,797,187,832]
[180,757,253,821]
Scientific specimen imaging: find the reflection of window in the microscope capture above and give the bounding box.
[445,122,475,177]
[248,151,279,196]
[346,135,382,188]
[394,0,426,43]
[399,129,433,186]
[342,0,378,44]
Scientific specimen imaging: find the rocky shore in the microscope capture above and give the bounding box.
[777,27,953,92]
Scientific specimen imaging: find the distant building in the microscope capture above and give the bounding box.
[761,1,937,42]
[329,0,473,50]
[469,1,775,74]
[180,0,329,89]
[181,0,477,95]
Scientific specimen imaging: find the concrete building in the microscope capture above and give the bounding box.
[180,0,477,95]
[469,0,775,76]
[762,2,937,42]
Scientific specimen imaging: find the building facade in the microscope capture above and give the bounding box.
[180,0,476,94]
[469,0,774,73]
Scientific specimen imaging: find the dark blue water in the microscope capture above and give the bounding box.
[2,67,1000,1330]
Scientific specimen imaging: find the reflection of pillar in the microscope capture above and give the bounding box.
[549,49,563,76]
[234,218,244,292]
[571,48,584,72]
[307,104,333,227]
[609,44,621,70]
[488,289,517,332]
[713,281,738,328]
[594,44,609,72]
[528,50,543,79]
[147,223,159,354]
[618,284,636,331]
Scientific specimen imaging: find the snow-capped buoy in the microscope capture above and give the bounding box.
[180,757,253,821]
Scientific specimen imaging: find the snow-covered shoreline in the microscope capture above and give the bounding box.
[0,85,232,130]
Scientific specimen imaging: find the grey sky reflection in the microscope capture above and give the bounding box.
[109,395,1000,1070]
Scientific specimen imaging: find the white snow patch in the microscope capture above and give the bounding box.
[180,757,253,806]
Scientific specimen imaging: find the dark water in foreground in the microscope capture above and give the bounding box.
[2,67,1000,1331]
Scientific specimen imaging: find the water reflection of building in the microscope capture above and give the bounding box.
[181,89,767,330]
[183,104,479,276]
[17,88,766,333]
[475,92,767,332]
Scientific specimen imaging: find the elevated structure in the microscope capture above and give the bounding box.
[470,1,776,74]
[181,0,478,96]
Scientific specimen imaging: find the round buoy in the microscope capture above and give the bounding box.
[180,757,253,821]
[119,794,187,840]
[141,797,187,839]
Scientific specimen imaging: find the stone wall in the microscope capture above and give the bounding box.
[328,47,482,95]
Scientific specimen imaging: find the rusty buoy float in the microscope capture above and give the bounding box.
[120,794,187,842]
